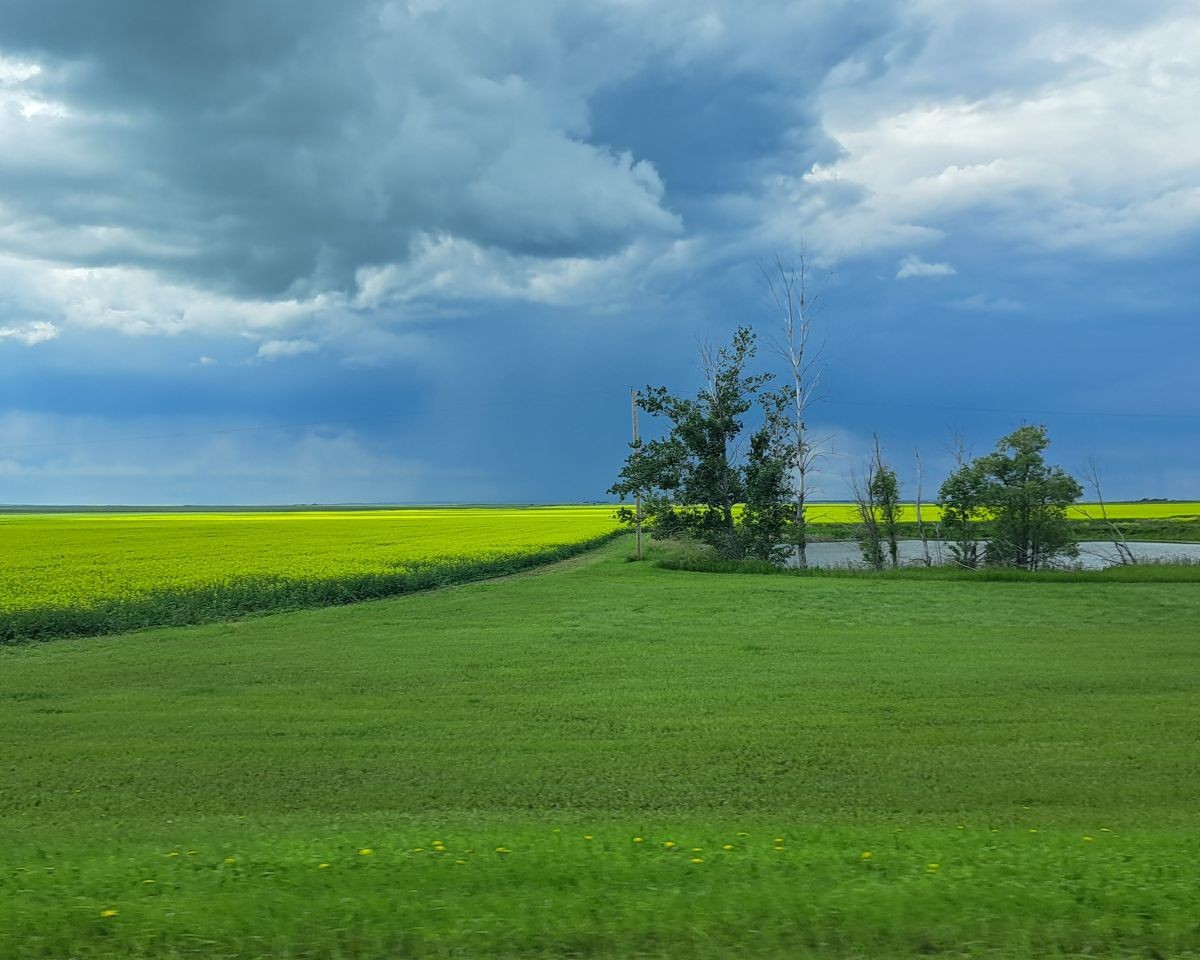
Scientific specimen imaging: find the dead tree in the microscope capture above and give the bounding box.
[851,464,885,571]
[1082,459,1136,566]
[762,250,830,570]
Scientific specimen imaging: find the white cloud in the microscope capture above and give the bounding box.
[0,56,41,84]
[256,338,319,360]
[0,252,333,338]
[765,9,1200,260]
[896,254,956,278]
[354,231,702,311]
[0,320,57,345]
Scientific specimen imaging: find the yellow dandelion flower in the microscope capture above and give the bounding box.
[927,863,940,871]
[455,859,466,864]
[583,835,594,841]
[495,846,510,854]
[689,857,703,864]
[167,851,180,858]
[1100,828,1111,833]
[318,863,330,869]
[358,848,373,856]
[432,840,444,845]
[223,857,237,865]
[186,850,198,855]
[722,844,734,851]
[1082,836,1094,842]
[736,831,749,837]
[633,837,644,843]
[691,847,702,853]
[99,909,118,918]
[860,851,872,860]
[663,841,676,848]
[774,837,784,844]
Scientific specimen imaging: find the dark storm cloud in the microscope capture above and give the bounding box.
[1,0,1198,503]
[0,0,684,297]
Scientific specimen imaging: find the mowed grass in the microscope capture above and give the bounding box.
[2,538,1199,958]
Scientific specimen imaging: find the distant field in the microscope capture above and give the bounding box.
[1,538,1197,958]
[0,507,619,641]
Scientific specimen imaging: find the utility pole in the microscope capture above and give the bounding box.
[631,387,643,560]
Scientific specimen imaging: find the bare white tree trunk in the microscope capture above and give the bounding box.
[763,250,829,571]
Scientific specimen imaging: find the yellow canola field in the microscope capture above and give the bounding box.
[0,507,620,613]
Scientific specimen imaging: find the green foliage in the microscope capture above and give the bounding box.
[979,425,1084,569]
[611,327,789,561]
[870,463,902,568]
[2,538,1199,956]
[938,456,989,568]
[939,426,1083,570]
[855,436,902,570]
[739,388,793,563]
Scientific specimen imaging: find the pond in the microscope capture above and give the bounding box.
[789,540,1200,570]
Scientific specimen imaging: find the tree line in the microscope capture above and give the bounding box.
[609,263,1085,572]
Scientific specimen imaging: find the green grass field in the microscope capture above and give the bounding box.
[2,536,1198,958]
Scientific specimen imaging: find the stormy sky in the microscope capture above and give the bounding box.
[1,0,1197,504]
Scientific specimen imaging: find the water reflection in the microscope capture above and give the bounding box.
[788,540,1200,570]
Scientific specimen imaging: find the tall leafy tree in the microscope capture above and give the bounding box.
[978,425,1083,570]
[869,435,902,568]
[610,327,785,561]
[938,439,987,569]
[939,425,1082,570]
[740,388,793,563]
